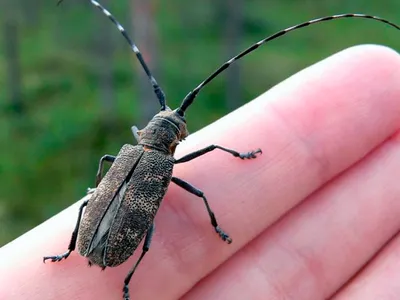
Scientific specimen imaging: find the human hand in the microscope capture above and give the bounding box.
[1,45,400,300]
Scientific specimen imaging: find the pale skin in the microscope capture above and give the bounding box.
[1,45,400,300]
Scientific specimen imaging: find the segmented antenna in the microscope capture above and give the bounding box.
[178,14,400,114]
[58,0,166,110]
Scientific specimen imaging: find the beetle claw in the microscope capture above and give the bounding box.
[43,250,71,263]
[239,148,262,159]
[215,226,232,244]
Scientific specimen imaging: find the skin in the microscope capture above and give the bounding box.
[1,44,400,300]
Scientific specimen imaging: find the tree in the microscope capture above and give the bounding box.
[93,0,116,127]
[3,1,23,114]
[222,0,244,111]
[131,0,160,126]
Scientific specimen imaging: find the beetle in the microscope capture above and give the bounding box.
[44,1,400,299]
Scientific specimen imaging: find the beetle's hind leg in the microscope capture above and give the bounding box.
[171,177,232,244]
[123,223,155,300]
[43,198,89,263]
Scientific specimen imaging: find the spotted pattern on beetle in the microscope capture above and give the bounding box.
[104,151,174,266]
[77,145,144,266]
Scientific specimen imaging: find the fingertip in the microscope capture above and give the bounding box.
[338,44,400,65]
[322,44,400,88]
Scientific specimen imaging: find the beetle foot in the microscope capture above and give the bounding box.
[215,226,232,244]
[239,148,262,159]
[43,250,71,263]
[123,285,131,300]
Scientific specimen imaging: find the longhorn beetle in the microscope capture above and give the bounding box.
[44,1,400,299]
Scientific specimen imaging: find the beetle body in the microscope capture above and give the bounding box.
[78,109,187,267]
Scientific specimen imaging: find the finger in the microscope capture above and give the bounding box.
[332,223,400,299]
[183,131,400,299]
[1,45,400,300]
[162,45,400,298]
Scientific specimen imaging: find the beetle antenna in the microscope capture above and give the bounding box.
[178,14,400,114]
[59,0,166,110]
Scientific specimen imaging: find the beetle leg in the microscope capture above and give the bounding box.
[123,223,155,300]
[171,177,232,244]
[86,187,96,194]
[174,144,262,164]
[43,198,89,263]
[131,126,140,143]
[95,154,116,186]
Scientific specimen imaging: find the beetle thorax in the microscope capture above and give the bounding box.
[137,108,188,155]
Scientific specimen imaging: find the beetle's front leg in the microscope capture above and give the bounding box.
[43,198,89,263]
[174,144,261,164]
[131,126,140,143]
[95,154,116,186]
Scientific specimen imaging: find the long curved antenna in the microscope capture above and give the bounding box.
[58,0,166,110]
[178,14,400,114]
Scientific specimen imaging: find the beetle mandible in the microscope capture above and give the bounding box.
[44,1,400,299]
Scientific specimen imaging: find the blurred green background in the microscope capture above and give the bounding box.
[1,0,399,246]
